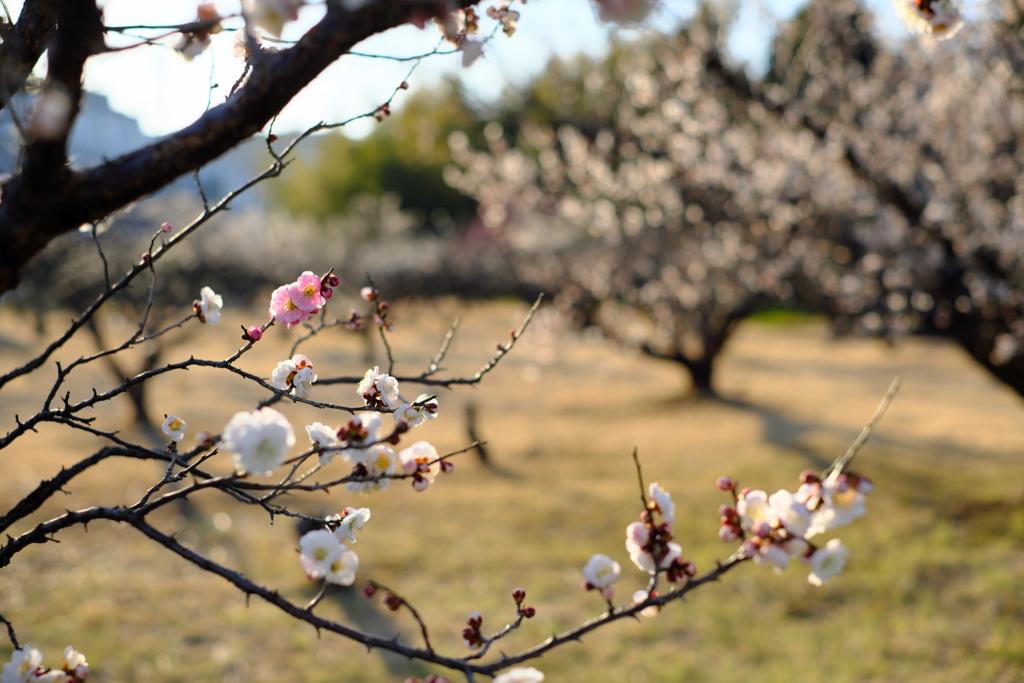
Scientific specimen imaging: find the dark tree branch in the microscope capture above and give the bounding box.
[0,0,478,294]
[0,0,54,113]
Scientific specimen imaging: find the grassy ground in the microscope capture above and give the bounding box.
[1,299,1023,682]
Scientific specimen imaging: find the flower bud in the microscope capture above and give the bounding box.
[362,583,378,598]
[160,221,173,233]
[243,325,263,342]
[325,274,340,287]
[321,286,334,299]
[799,470,820,485]
[512,587,526,604]
[440,459,455,474]
[361,286,378,301]
[466,612,483,628]
[521,606,536,618]
[383,593,402,611]
[716,476,735,491]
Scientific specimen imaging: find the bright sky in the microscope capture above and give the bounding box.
[4,0,938,139]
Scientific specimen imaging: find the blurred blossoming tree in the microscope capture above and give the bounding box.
[0,0,991,681]
[448,0,1024,398]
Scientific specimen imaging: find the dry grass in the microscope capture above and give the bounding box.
[1,299,1023,682]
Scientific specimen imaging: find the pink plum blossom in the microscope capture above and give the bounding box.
[268,284,312,328]
[289,271,326,311]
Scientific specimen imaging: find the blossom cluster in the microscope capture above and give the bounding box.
[308,410,446,494]
[719,469,872,585]
[581,482,695,605]
[268,271,338,329]
[623,483,697,583]
[1,646,88,683]
[298,508,371,585]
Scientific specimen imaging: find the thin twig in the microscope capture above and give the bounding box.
[823,376,901,481]
[0,612,19,649]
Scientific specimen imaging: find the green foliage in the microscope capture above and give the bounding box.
[274,80,482,235]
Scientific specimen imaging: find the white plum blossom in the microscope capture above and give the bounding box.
[808,539,849,586]
[625,521,652,571]
[582,554,621,597]
[807,476,867,537]
[271,354,317,399]
[754,543,791,573]
[893,0,964,39]
[198,286,223,323]
[346,445,396,495]
[325,546,359,585]
[62,648,88,681]
[306,422,340,465]
[221,407,295,476]
[648,482,676,523]
[329,507,371,543]
[337,412,384,463]
[781,536,810,558]
[632,589,661,618]
[736,489,775,535]
[356,366,399,408]
[768,489,811,538]
[161,415,187,442]
[306,422,338,449]
[1,646,43,683]
[299,529,343,579]
[393,394,439,427]
[493,668,545,683]
[399,441,440,491]
[243,0,302,37]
